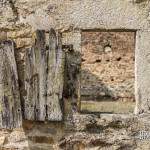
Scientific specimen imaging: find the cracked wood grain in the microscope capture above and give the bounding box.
[25,29,64,121]
[0,40,22,129]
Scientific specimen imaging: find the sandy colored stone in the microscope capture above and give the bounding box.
[0,136,6,146]
[7,129,27,143]
[1,0,150,150]
[0,31,7,41]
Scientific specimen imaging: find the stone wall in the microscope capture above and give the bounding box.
[81,31,135,102]
[80,31,135,113]
[1,0,150,150]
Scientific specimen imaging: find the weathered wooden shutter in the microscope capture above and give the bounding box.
[0,40,22,129]
[25,29,64,121]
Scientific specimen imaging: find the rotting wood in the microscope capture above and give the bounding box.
[25,29,64,121]
[63,49,81,112]
[0,40,22,129]
[47,29,64,121]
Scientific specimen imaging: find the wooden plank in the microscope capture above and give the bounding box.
[24,47,39,120]
[25,29,64,121]
[0,40,22,129]
[25,30,46,121]
[63,50,81,112]
[47,29,64,121]
[35,30,47,121]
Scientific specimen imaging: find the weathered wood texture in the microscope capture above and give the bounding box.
[0,41,22,129]
[25,29,64,121]
[63,49,81,112]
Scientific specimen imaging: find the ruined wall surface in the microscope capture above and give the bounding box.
[80,31,135,113]
[1,0,150,150]
[81,31,135,102]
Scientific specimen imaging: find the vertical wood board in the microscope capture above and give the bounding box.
[0,40,22,129]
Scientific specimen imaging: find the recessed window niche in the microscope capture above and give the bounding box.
[80,30,136,113]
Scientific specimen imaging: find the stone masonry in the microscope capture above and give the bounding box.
[1,0,150,150]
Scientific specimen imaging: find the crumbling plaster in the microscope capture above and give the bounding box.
[18,0,150,30]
